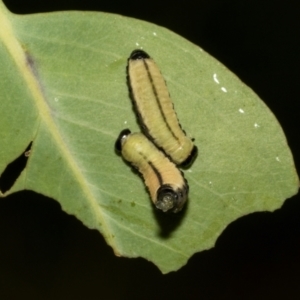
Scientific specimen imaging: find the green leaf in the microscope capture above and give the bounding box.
[0,1,298,273]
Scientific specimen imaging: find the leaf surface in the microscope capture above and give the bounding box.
[0,1,298,273]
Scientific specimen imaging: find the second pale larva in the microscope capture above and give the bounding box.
[127,49,198,167]
[115,129,188,213]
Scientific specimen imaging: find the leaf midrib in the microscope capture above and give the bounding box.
[0,7,116,249]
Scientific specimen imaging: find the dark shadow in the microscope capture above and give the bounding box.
[153,197,188,238]
[0,142,32,194]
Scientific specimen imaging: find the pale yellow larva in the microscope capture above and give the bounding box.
[115,129,188,213]
[127,49,197,167]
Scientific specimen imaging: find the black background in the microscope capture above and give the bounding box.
[1,0,300,299]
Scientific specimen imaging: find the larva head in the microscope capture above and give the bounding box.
[129,49,150,61]
[115,129,131,153]
[156,184,188,213]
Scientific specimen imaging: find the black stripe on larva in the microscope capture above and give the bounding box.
[142,59,179,143]
[148,161,163,186]
[126,62,151,136]
[115,128,131,153]
[130,49,150,60]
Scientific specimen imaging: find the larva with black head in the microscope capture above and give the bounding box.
[127,49,198,167]
[115,129,188,213]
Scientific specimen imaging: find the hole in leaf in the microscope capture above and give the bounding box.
[0,142,32,194]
